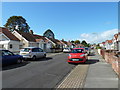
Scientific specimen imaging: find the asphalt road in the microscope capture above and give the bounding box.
[2,53,76,88]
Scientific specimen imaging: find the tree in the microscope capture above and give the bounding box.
[81,40,87,45]
[74,40,80,44]
[4,16,30,33]
[81,40,90,47]
[71,40,74,43]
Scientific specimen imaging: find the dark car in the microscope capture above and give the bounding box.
[0,50,23,66]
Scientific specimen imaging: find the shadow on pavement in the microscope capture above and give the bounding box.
[2,61,30,71]
[88,53,96,56]
[69,59,99,65]
[85,59,99,64]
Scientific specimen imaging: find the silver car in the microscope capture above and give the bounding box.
[20,47,46,60]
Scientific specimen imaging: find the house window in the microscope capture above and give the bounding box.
[10,44,12,49]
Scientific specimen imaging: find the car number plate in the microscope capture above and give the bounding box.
[72,59,79,61]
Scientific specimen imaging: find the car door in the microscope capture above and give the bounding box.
[2,50,17,65]
[38,48,44,58]
[32,48,38,58]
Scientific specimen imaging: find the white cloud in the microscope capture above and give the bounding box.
[79,29,118,44]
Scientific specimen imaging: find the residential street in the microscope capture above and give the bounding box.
[2,50,118,89]
[2,53,76,88]
[1,2,119,89]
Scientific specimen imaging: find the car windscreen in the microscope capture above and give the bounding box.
[71,49,84,53]
[21,48,31,52]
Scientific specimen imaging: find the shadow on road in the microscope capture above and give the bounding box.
[2,61,30,71]
[39,57,53,61]
[25,57,53,62]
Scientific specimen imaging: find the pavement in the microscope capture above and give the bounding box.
[57,50,119,89]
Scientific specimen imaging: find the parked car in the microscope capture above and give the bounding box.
[63,48,71,53]
[68,48,88,63]
[0,50,23,66]
[20,47,46,60]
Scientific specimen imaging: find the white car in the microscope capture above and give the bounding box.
[20,47,46,60]
[63,48,71,53]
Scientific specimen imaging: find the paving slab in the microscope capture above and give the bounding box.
[84,50,118,88]
[57,64,89,88]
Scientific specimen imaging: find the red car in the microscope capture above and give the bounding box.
[68,48,88,63]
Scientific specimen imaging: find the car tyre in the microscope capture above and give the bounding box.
[43,54,46,58]
[17,58,23,64]
[32,56,36,60]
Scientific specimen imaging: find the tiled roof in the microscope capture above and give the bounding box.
[67,41,72,45]
[102,42,105,45]
[48,38,62,45]
[0,27,20,41]
[33,34,49,42]
[61,40,68,45]
[106,40,113,43]
[16,30,36,42]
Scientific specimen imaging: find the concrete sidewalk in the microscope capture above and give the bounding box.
[84,50,118,88]
[57,50,118,89]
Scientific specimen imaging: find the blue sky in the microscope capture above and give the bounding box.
[2,2,118,43]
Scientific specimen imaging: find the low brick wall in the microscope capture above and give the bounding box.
[99,49,120,77]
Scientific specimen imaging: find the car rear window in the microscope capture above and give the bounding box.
[21,48,31,52]
[71,49,84,53]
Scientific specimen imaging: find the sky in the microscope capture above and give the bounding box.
[2,2,118,44]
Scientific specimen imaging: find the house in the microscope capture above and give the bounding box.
[0,27,21,53]
[33,34,53,52]
[112,33,119,50]
[45,38,64,52]
[118,33,120,51]
[60,40,68,48]
[99,42,105,49]
[67,41,75,48]
[75,44,84,48]
[105,40,113,50]
[12,30,39,48]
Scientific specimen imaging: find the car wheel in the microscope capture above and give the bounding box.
[32,56,36,60]
[43,54,46,58]
[17,58,23,64]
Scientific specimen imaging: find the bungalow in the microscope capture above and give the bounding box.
[99,42,105,49]
[60,40,68,48]
[0,27,22,53]
[75,44,84,48]
[12,30,39,48]
[105,40,113,50]
[33,34,53,52]
[45,38,64,52]
[67,41,75,48]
